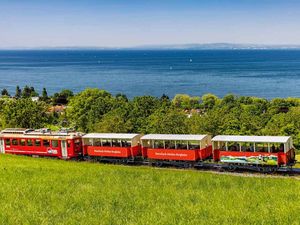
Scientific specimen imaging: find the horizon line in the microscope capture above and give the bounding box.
[1,42,300,50]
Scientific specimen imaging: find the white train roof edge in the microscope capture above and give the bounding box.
[212,135,291,143]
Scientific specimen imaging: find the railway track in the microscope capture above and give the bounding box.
[195,162,300,176]
[121,159,300,177]
[5,154,300,178]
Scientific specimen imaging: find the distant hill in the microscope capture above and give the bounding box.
[132,43,300,50]
[2,43,300,50]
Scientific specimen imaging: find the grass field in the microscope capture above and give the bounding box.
[0,155,300,225]
[295,154,300,168]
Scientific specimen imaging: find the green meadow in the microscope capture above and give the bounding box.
[0,155,299,225]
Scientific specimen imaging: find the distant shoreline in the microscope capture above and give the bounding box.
[1,49,300,51]
[1,43,300,51]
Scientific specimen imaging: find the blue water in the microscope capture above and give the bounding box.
[0,50,300,98]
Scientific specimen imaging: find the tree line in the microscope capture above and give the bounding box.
[1,86,73,105]
[1,87,300,149]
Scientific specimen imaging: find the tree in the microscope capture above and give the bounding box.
[145,108,189,134]
[52,89,74,105]
[187,113,207,134]
[15,86,21,98]
[238,105,266,135]
[172,94,200,110]
[219,112,241,135]
[1,98,49,128]
[188,107,225,136]
[129,96,162,132]
[94,108,133,133]
[66,88,114,132]
[269,98,292,114]
[221,94,237,106]
[115,93,128,102]
[249,97,269,114]
[41,88,49,101]
[160,94,170,101]
[160,94,171,108]
[237,96,253,105]
[30,87,39,97]
[262,107,300,148]
[22,85,32,98]
[201,94,219,110]
[1,89,9,97]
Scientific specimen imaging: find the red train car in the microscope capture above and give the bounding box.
[212,135,296,169]
[82,133,142,161]
[0,128,83,159]
[141,134,212,165]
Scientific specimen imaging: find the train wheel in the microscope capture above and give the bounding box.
[256,166,264,173]
[263,166,277,174]
[218,166,225,172]
[227,164,236,172]
[155,162,163,167]
[181,163,190,169]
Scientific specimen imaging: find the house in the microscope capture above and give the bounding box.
[31,97,39,102]
[48,105,67,114]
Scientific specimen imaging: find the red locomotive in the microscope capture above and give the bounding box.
[0,128,83,159]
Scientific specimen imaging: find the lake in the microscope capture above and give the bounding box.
[0,50,300,99]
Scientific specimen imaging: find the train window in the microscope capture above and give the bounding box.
[20,139,26,146]
[270,143,280,153]
[240,143,254,152]
[154,140,164,149]
[5,139,11,146]
[43,140,50,147]
[74,139,81,148]
[52,140,58,148]
[176,141,188,150]
[34,139,41,146]
[12,139,18,146]
[67,140,71,148]
[142,140,150,148]
[102,139,111,147]
[27,139,33,146]
[112,139,121,147]
[93,139,101,146]
[188,141,200,150]
[228,142,239,151]
[121,140,131,147]
[87,139,94,146]
[165,141,176,149]
[279,143,284,152]
[256,143,267,152]
[220,142,226,151]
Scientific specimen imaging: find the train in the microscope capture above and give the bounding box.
[0,128,296,173]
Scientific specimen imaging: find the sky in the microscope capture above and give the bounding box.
[1,0,300,48]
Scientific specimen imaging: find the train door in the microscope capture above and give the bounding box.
[61,140,68,159]
[0,139,4,154]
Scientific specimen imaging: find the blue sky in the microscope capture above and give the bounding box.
[1,0,300,48]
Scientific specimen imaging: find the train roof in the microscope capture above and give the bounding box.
[0,128,82,139]
[141,134,207,141]
[83,133,140,140]
[212,135,291,143]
